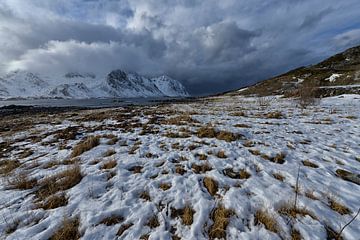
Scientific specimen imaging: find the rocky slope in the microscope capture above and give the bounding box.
[0,70,189,99]
[233,45,360,97]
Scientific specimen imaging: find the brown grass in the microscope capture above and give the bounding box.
[0,159,21,175]
[36,165,83,203]
[163,114,199,125]
[302,160,319,168]
[19,149,34,159]
[147,216,160,228]
[175,165,186,175]
[103,149,116,157]
[305,190,318,200]
[254,210,279,233]
[223,168,251,179]
[159,183,171,191]
[191,163,212,174]
[196,126,241,142]
[140,191,151,201]
[216,131,239,142]
[272,153,286,164]
[182,206,195,226]
[248,149,261,156]
[327,196,351,215]
[203,177,218,196]
[196,126,217,138]
[117,223,134,236]
[99,215,124,226]
[230,111,246,117]
[272,172,285,182]
[101,159,117,170]
[336,169,360,185]
[208,205,233,239]
[196,153,208,160]
[216,150,227,159]
[234,123,251,128]
[278,202,317,220]
[50,217,80,240]
[71,136,100,157]
[7,172,37,190]
[106,136,118,145]
[128,165,143,174]
[291,228,302,240]
[265,111,283,119]
[38,193,68,210]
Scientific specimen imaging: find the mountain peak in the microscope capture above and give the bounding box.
[0,69,189,99]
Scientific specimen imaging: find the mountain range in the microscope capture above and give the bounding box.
[0,70,189,99]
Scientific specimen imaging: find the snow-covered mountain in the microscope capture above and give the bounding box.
[0,70,189,99]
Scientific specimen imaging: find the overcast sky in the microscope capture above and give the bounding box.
[1,0,360,95]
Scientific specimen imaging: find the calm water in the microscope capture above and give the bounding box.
[0,97,184,108]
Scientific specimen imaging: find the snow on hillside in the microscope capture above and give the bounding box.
[0,94,359,240]
[151,76,189,97]
[0,70,189,99]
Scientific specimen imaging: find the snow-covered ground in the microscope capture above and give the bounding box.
[0,94,359,240]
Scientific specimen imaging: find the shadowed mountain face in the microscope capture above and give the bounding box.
[233,45,360,97]
[0,70,189,99]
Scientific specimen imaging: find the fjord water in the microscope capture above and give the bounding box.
[0,97,183,108]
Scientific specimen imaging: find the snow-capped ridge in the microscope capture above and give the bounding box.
[0,69,189,99]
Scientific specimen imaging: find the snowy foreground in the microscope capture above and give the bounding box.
[0,94,359,240]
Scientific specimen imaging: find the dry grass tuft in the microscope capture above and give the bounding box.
[223,168,251,179]
[278,202,317,220]
[50,217,80,240]
[305,190,318,200]
[216,150,227,159]
[7,172,37,190]
[128,165,143,174]
[196,126,241,142]
[302,160,319,168]
[147,216,160,228]
[216,131,239,142]
[175,165,186,175]
[248,149,261,156]
[117,223,134,236]
[272,172,285,182]
[0,159,21,175]
[182,206,195,226]
[103,149,116,157]
[230,111,246,117]
[191,163,212,174]
[163,114,199,125]
[19,149,34,159]
[196,153,208,160]
[159,183,172,191]
[99,215,124,226]
[234,123,251,128]
[335,169,360,185]
[196,126,217,138]
[203,177,218,196]
[327,196,351,215]
[208,205,233,239]
[106,136,118,145]
[254,209,279,233]
[272,153,286,164]
[71,135,100,157]
[265,111,283,119]
[38,193,68,210]
[291,228,302,240]
[101,159,117,170]
[36,165,83,203]
[140,191,151,201]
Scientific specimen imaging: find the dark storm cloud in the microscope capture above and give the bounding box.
[1,0,360,95]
